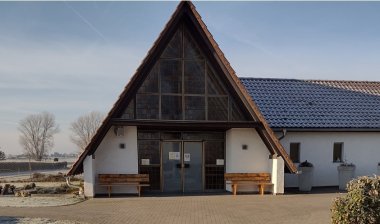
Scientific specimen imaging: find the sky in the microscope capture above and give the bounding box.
[0,1,380,155]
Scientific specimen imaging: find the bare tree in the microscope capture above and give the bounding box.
[18,112,60,161]
[70,111,104,152]
[0,150,5,160]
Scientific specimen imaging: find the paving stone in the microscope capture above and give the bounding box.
[0,193,339,224]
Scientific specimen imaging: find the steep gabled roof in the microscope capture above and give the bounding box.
[67,1,297,176]
[241,78,380,129]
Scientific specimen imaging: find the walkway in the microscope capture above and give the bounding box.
[0,193,339,224]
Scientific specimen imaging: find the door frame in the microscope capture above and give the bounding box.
[160,140,204,193]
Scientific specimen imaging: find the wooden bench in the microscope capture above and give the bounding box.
[225,173,273,196]
[98,174,150,197]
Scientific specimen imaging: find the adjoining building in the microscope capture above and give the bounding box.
[67,1,297,197]
[241,78,380,188]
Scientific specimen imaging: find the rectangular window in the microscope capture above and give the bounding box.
[289,143,300,163]
[333,142,344,162]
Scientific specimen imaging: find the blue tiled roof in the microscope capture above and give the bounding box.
[240,78,380,129]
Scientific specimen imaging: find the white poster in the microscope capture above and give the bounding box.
[141,159,150,165]
[169,152,180,160]
[184,153,191,162]
[216,159,224,166]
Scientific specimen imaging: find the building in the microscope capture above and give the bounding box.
[241,78,380,188]
[67,2,297,197]
[67,2,380,196]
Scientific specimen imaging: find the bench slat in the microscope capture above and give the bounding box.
[225,173,270,178]
[99,174,148,178]
[99,178,149,182]
[99,174,149,183]
[225,177,270,181]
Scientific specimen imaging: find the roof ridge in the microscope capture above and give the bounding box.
[239,77,380,83]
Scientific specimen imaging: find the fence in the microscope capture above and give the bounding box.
[0,161,67,173]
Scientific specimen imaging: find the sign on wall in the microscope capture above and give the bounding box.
[141,159,150,165]
[169,152,180,160]
[184,153,191,162]
[216,159,224,166]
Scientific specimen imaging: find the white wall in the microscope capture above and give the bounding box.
[83,126,283,195]
[87,126,139,195]
[226,128,273,193]
[83,155,95,197]
[280,132,380,187]
[270,157,284,194]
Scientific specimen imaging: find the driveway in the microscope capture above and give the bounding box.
[0,193,339,224]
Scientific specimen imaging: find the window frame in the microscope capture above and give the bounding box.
[333,142,344,163]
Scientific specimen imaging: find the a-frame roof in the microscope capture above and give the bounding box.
[67,1,297,176]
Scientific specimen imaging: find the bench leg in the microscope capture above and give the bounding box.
[108,186,112,198]
[137,186,141,197]
[232,184,237,196]
[259,184,264,195]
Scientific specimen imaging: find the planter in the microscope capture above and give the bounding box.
[338,165,355,190]
[298,166,314,192]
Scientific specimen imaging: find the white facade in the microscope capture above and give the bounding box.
[280,131,380,188]
[82,127,283,196]
[83,126,139,197]
[83,155,96,197]
[226,128,281,194]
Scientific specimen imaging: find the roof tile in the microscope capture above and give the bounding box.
[240,78,380,129]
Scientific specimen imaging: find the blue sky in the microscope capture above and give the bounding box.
[0,1,380,154]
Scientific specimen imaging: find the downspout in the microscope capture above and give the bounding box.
[278,128,287,141]
[65,176,84,196]
[278,129,301,174]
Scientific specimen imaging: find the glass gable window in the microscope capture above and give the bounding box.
[138,65,159,94]
[161,95,182,120]
[184,60,205,94]
[136,94,159,119]
[122,23,249,121]
[161,60,182,94]
[161,29,182,59]
[185,96,205,120]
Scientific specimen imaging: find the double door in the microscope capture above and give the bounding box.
[162,141,202,193]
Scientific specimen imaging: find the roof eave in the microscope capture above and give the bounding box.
[272,127,380,132]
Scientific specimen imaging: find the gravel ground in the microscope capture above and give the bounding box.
[0,217,85,224]
[0,195,84,207]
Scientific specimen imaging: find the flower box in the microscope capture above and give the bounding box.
[338,164,355,190]
[298,160,314,192]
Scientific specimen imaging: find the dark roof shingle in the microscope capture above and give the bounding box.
[240,78,380,129]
